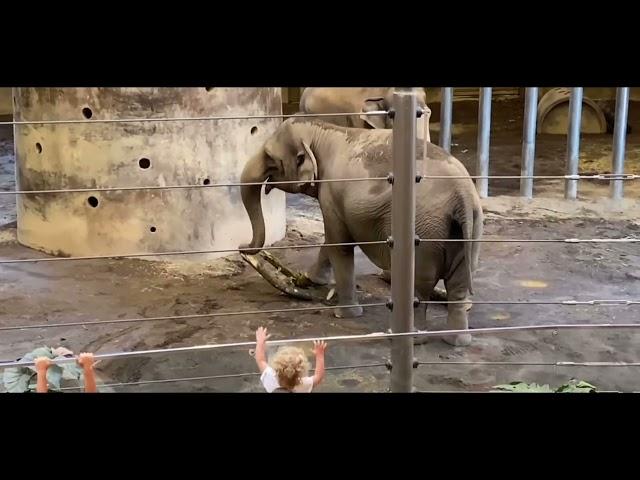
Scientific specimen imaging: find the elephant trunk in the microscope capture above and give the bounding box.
[240,152,269,254]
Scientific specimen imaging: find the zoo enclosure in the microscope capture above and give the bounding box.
[1,87,639,393]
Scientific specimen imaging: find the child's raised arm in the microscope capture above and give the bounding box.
[77,352,97,393]
[254,327,271,373]
[312,340,327,387]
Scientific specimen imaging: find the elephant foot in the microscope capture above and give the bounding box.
[334,305,363,318]
[413,335,430,346]
[442,333,472,347]
[378,269,391,284]
[306,265,334,286]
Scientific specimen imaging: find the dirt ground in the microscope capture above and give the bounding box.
[1,98,639,393]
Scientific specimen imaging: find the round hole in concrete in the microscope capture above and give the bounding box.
[82,107,93,119]
[250,126,258,135]
[150,226,157,233]
[203,178,211,185]
[205,87,214,92]
[35,142,42,154]
[87,196,99,208]
[138,157,151,169]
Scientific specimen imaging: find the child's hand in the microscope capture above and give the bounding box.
[256,327,271,345]
[77,352,95,370]
[313,340,327,355]
[34,357,52,372]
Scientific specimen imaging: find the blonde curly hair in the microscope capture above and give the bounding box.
[270,346,310,390]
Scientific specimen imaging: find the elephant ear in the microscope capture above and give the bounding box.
[360,97,387,129]
[302,142,318,186]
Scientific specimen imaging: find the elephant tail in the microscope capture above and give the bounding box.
[454,191,479,296]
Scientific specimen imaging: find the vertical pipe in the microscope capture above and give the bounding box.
[390,89,416,393]
[565,87,583,200]
[520,87,539,198]
[610,87,630,200]
[439,87,453,152]
[476,87,492,198]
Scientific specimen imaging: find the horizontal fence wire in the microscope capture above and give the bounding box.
[420,299,640,306]
[0,302,388,332]
[2,299,638,333]
[418,238,640,244]
[0,236,636,265]
[0,240,388,264]
[419,174,640,181]
[0,177,388,196]
[417,360,640,367]
[58,362,388,391]
[1,173,636,197]
[0,110,390,127]
[3,322,640,369]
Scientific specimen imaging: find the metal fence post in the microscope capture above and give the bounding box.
[439,87,453,152]
[610,87,630,200]
[476,87,492,198]
[390,88,417,393]
[520,87,538,198]
[565,87,583,200]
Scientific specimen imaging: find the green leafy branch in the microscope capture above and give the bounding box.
[2,347,85,393]
[492,379,597,393]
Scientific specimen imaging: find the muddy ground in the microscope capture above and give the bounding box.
[1,98,639,392]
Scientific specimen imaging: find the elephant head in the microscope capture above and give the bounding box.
[240,122,318,253]
[359,88,431,141]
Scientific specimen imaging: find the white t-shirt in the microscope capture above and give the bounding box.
[260,366,314,393]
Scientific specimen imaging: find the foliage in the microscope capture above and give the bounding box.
[492,379,597,393]
[3,347,84,393]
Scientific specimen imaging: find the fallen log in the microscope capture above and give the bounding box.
[240,250,471,311]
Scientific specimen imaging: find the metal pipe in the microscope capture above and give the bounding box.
[0,176,389,196]
[476,87,492,198]
[418,238,640,243]
[1,173,637,197]
[439,87,453,152]
[520,87,538,198]
[610,87,630,200]
[4,322,640,370]
[0,110,389,127]
[390,89,417,393]
[1,236,638,266]
[565,88,583,199]
[3,298,638,333]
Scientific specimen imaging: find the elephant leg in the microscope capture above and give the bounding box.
[382,271,465,311]
[378,269,391,283]
[441,274,472,347]
[328,244,362,318]
[307,245,334,286]
[323,222,362,318]
[414,262,439,346]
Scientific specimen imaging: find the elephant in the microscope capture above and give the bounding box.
[284,88,433,288]
[240,117,484,346]
[299,87,431,141]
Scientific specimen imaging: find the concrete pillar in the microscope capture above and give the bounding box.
[13,88,286,259]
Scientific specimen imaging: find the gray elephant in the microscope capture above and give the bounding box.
[299,87,431,142]
[240,118,483,346]
[291,88,433,287]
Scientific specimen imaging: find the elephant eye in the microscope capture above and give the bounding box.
[296,153,305,167]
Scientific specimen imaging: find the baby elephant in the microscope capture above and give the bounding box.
[240,116,483,346]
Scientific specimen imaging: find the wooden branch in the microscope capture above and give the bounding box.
[240,251,471,311]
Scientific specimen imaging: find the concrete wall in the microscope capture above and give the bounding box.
[0,88,11,117]
[13,88,287,259]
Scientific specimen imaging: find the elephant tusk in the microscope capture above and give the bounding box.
[302,141,318,187]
